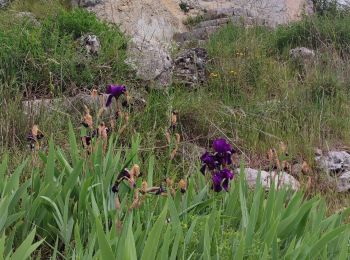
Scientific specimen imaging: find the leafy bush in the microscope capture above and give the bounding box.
[274,13,350,53]
[0,8,129,95]
[0,126,349,258]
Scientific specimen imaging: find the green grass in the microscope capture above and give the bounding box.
[0,5,129,96]
[2,2,350,258]
[205,23,350,158]
[1,132,350,259]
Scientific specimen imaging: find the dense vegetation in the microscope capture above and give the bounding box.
[1,0,350,258]
[1,132,350,259]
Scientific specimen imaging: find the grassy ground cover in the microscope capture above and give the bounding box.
[1,0,350,258]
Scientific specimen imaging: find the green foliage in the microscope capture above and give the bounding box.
[0,128,349,258]
[205,21,350,156]
[0,8,129,95]
[274,13,350,53]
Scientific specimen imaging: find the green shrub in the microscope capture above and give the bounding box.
[0,8,129,95]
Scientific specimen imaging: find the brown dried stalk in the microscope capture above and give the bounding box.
[91,89,98,98]
[130,189,141,210]
[166,178,176,195]
[170,133,181,160]
[302,161,311,174]
[98,123,108,152]
[83,105,93,129]
[118,112,129,135]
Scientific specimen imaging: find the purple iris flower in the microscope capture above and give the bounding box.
[213,138,232,153]
[200,152,218,175]
[213,138,235,166]
[105,85,127,107]
[211,168,234,192]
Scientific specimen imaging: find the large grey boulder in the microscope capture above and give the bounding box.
[126,39,173,86]
[240,168,300,191]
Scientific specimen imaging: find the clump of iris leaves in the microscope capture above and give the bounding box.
[1,120,350,258]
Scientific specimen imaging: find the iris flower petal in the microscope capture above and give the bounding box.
[213,138,232,153]
[105,85,127,107]
[106,94,114,107]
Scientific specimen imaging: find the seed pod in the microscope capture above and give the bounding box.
[175,133,181,144]
[166,177,174,187]
[302,161,311,174]
[130,164,140,177]
[267,149,274,162]
[166,130,171,144]
[83,106,93,129]
[178,179,187,193]
[171,111,177,126]
[91,89,98,98]
[141,181,148,194]
[130,189,140,210]
[279,141,288,155]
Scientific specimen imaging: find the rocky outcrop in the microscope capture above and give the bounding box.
[71,0,101,7]
[337,172,350,192]
[126,39,173,86]
[316,151,350,175]
[316,150,350,192]
[0,0,9,8]
[22,92,146,117]
[240,168,300,191]
[173,48,208,86]
[82,0,313,86]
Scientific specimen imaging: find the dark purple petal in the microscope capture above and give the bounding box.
[211,168,234,192]
[201,152,217,170]
[106,85,126,96]
[212,138,232,154]
[106,94,114,107]
[212,173,223,192]
[222,178,230,191]
[200,164,206,175]
[221,168,234,180]
[26,134,35,142]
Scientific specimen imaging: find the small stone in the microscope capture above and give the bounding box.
[80,34,101,55]
[291,163,303,176]
[289,47,315,61]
